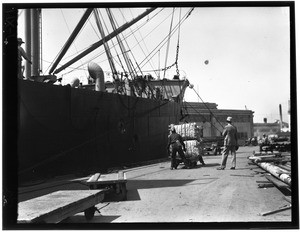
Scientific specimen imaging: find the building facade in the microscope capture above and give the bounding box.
[253,121,289,140]
[182,102,254,146]
[253,122,280,140]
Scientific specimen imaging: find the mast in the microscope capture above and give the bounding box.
[106,8,136,79]
[93,9,118,79]
[24,9,31,79]
[31,8,40,76]
[48,8,93,74]
[53,7,157,75]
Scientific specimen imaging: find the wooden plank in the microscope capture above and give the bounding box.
[258,183,274,188]
[276,164,291,172]
[264,174,291,195]
[264,174,289,189]
[118,171,124,181]
[256,180,271,183]
[259,205,291,216]
[230,174,254,177]
[18,190,106,223]
[92,172,127,184]
[87,173,101,182]
[255,157,285,163]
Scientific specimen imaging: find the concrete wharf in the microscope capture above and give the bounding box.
[18,146,295,228]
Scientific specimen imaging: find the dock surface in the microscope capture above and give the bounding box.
[18,146,292,225]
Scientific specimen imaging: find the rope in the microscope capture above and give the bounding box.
[163,8,175,79]
[126,8,162,78]
[190,87,225,130]
[137,8,193,72]
[183,101,223,134]
[175,8,182,77]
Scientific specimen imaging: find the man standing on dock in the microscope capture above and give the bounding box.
[217,116,238,170]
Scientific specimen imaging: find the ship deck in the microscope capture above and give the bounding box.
[17,146,295,228]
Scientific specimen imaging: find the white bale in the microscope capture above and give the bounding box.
[184,140,201,159]
[172,122,201,140]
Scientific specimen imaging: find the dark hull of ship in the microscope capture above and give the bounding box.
[18,79,182,183]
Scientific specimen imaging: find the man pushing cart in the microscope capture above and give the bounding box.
[167,123,206,169]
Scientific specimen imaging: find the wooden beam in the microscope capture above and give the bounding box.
[259,205,291,216]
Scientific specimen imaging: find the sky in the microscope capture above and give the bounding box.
[17,4,292,125]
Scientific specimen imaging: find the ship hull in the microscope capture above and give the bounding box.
[18,80,182,182]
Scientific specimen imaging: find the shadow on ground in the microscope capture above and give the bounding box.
[104,177,219,202]
[62,214,120,223]
[200,163,220,167]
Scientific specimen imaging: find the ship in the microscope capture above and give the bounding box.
[15,7,194,183]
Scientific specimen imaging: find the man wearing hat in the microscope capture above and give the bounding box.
[18,38,32,79]
[217,116,238,170]
[167,124,188,170]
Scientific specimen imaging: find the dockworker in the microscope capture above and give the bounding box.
[259,134,269,152]
[217,116,238,170]
[197,137,206,166]
[18,38,32,79]
[167,124,188,170]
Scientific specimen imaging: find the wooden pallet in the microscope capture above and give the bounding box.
[18,189,106,223]
[86,171,127,200]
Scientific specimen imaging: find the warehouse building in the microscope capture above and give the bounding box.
[182,102,254,146]
[253,119,290,140]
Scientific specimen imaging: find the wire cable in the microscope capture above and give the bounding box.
[190,87,225,130]
[183,101,223,134]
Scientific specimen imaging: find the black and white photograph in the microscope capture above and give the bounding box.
[2,1,298,230]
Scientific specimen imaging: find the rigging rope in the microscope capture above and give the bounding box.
[107,8,137,79]
[45,9,88,76]
[94,9,118,80]
[137,8,193,72]
[191,87,225,130]
[163,8,175,79]
[125,8,161,78]
[183,101,223,134]
[175,8,181,77]
[54,8,191,79]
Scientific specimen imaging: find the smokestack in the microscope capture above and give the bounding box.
[263,118,267,123]
[279,104,283,131]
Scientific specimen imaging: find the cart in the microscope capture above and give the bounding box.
[173,153,199,168]
[18,189,107,223]
[86,171,127,201]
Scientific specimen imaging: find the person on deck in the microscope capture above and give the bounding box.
[18,38,32,79]
[217,116,238,170]
[167,124,188,170]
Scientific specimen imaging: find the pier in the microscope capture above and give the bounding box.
[18,146,293,227]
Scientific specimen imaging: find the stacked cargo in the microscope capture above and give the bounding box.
[173,122,201,141]
[184,140,202,159]
[170,123,203,162]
